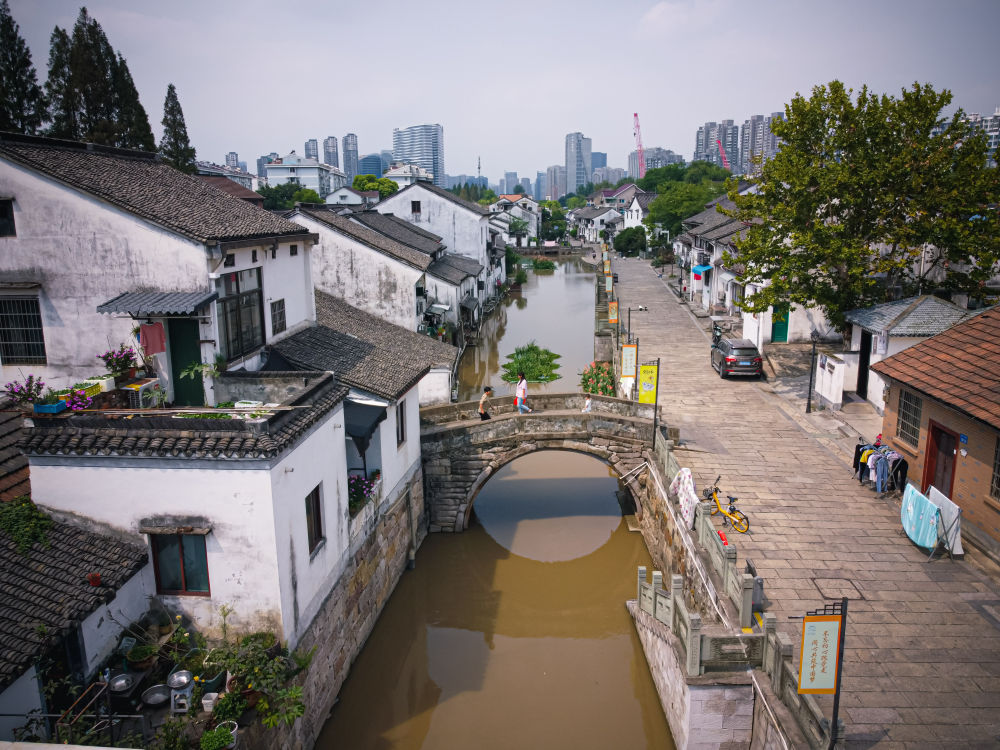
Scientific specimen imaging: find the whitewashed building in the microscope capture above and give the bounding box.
[264,152,347,199]
[0,133,318,406]
[383,163,434,189]
[325,186,380,206]
[489,194,541,243]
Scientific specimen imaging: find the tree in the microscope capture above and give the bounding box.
[645,182,723,239]
[727,80,1000,333]
[113,53,154,150]
[352,174,398,199]
[256,182,314,210]
[45,26,77,139]
[158,83,196,173]
[0,0,46,134]
[614,226,646,256]
[566,195,585,210]
[508,217,529,247]
[512,184,525,194]
[69,7,118,144]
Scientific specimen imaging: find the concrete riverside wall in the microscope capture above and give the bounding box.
[236,472,426,750]
[627,601,753,750]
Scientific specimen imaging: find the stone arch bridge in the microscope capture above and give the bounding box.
[419,393,658,532]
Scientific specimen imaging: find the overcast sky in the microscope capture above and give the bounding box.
[10,0,1000,181]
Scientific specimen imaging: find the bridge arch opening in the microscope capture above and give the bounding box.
[464,449,638,560]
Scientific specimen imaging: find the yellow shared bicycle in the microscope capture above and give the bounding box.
[702,475,750,533]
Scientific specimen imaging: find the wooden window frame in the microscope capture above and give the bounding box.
[151,533,210,597]
[305,484,324,553]
[0,199,14,236]
[270,298,286,336]
[396,399,406,446]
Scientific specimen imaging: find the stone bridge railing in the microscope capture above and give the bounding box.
[420,393,660,532]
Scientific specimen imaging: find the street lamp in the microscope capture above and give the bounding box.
[806,330,820,414]
[628,305,647,344]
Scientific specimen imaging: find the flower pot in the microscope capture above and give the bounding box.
[33,400,67,414]
[218,720,238,749]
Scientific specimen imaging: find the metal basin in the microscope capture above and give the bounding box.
[108,673,134,693]
[141,684,170,706]
[166,670,192,689]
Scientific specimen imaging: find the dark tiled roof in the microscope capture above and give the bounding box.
[272,292,457,399]
[297,206,431,271]
[394,182,490,216]
[0,133,309,243]
[0,406,28,501]
[20,373,348,459]
[197,175,265,205]
[702,218,744,242]
[428,253,483,284]
[0,516,148,690]
[97,290,218,316]
[870,307,1000,430]
[844,295,975,336]
[633,193,656,210]
[349,211,444,255]
[683,200,735,233]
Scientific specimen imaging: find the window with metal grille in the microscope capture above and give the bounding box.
[305,485,324,553]
[0,296,46,365]
[992,439,1000,501]
[151,533,209,595]
[897,390,922,447]
[0,200,14,236]
[270,299,286,335]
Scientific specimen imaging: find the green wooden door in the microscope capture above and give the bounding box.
[168,319,205,406]
[770,304,789,343]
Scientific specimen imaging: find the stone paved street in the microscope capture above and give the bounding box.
[613,256,1000,748]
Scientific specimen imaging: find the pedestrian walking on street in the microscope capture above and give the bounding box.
[478,386,493,420]
[515,372,532,414]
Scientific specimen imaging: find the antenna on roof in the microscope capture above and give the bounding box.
[477,156,481,179]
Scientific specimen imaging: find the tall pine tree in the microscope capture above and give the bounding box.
[69,7,118,145]
[0,0,46,134]
[45,26,78,139]
[159,84,196,173]
[114,53,154,150]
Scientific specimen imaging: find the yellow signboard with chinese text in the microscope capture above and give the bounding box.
[638,364,658,404]
[604,260,611,274]
[797,615,842,694]
[609,301,619,325]
[621,344,637,378]
[606,274,613,293]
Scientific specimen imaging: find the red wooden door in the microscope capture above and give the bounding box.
[922,422,957,496]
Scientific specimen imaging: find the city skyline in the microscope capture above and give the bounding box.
[8,0,1000,178]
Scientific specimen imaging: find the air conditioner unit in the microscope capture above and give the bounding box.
[123,379,161,409]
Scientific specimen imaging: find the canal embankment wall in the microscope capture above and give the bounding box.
[624,430,822,749]
[238,470,427,750]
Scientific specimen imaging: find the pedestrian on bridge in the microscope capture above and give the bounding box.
[515,372,532,414]
[478,386,493,420]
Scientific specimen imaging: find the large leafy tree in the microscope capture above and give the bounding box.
[0,0,46,134]
[614,226,647,255]
[158,83,196,172]
[113,53,154,150]
[726,80,1000,333]
[256,182,320,210]
[44,26,77,138]
[352,174,398,199]
[645,181,724,239]
[69,7,119,144]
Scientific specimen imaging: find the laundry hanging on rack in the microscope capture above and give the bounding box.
[927,485,964,556]
[901,484,940,549]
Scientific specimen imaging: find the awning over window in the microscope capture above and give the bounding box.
[344,400,388,456]
[460,297,479,312]
[426,303,450,315]
[692,264,712,275]
[97,290,218,316]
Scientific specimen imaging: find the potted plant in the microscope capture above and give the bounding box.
[200,721,237,750]
[211,691,247,724]
[3,375,47,410]
[98,344,137,382]
[126,643,158,670]
[33,389,67,414]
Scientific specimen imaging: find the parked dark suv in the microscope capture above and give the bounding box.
[711,337,763,379]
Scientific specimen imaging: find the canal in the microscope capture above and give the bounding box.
[317,256,675,749]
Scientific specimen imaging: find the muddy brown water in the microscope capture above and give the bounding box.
[456,256,598,402]
[316,451,675,750]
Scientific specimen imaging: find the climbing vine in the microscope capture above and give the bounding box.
[0,496,53,554]
[500,342,561,383]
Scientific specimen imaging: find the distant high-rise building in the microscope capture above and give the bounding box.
[446,174,488,189]
[322,136,339,168]
[225,151,239,169]
[693,120,738,170]
[358,153,383,176]
[546,164,567,199]
[535,171,546,201]
[237,161,247,174]
[565,132,592,194]
[343,133,359,182]
[392,123,445,188]
[739,112,784,175]
[957,107,1000,166]
[520,177,531,194]
[257,152,278,179]
[504,171,518,195]
[304,139,319,160]
[593,166,627,184]
[628,147,684,177]
[591,151,607,169]
[380,150,393,175]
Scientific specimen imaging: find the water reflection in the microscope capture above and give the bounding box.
[457,256,596,401]
[317,452,674,750]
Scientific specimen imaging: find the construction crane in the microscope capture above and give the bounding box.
[716,139,731,171]
[633,113,646,179]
